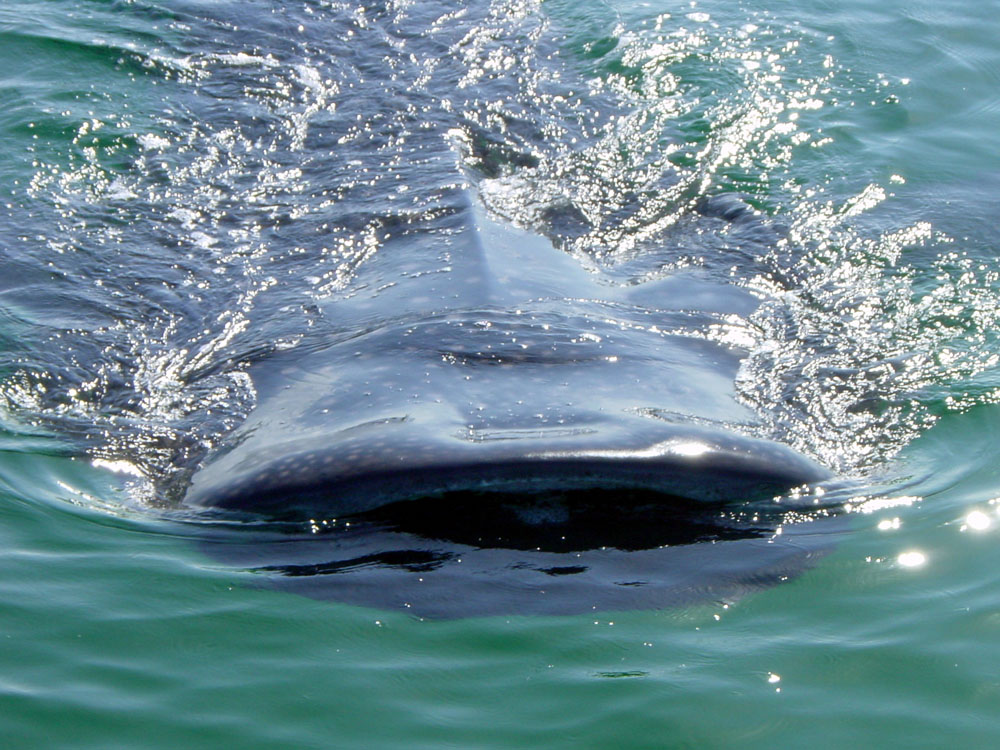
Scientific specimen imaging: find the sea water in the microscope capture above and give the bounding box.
[2,0,1000,746]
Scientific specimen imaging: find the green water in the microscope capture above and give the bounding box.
[7,439,1000,747]
[3,0,1000,747]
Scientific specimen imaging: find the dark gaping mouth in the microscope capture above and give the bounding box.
[241,485,784,588]
[191,432,837,617]
[309,484,781,553]
[196,469,843,618]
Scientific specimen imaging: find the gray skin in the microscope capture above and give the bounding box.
[186,202,828,515]
[185,200,839,617]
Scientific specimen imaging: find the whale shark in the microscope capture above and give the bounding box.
[186,199,838,617]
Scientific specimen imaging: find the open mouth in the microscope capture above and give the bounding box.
[189,424,836,616]
[346,485,778,552]
[204,476,842,618]
[193,454,842,618]
[237,451,812,552]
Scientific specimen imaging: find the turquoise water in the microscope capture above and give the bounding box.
[3,0,1000,746]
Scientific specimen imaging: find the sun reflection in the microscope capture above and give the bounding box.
[897,550,926,568]
[91,458,146,477]
[845,495,919,514]
[962,510,991,532]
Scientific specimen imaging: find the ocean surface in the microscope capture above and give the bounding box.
[3,0,1000,746]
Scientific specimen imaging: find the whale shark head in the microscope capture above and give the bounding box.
[185,204,838,616]
[187,204,829,514]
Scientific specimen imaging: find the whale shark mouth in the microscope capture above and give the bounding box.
[351,486,779,553]
[187,422,830,517]
[186,421,833,561]
[198,442,842,618]
[209,455,812,550]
